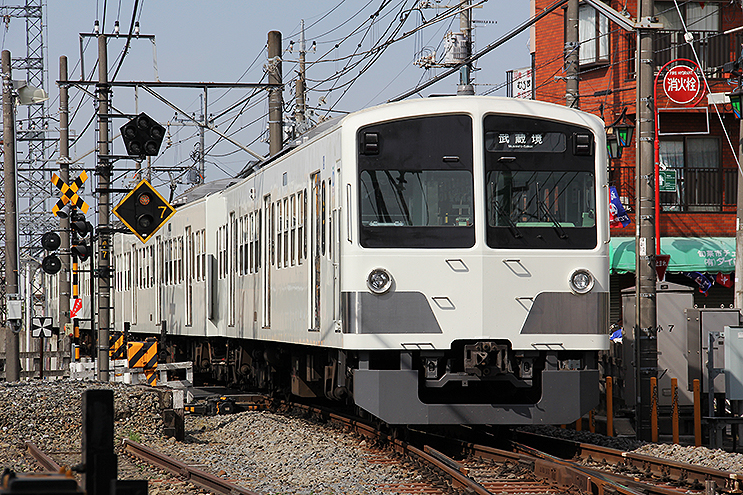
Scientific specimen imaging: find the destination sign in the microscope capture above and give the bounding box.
[485,132,566,153]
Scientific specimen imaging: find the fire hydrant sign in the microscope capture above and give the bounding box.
[663,65,701,105]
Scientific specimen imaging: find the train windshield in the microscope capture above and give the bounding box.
[487,170,595,229]
[484,114,598,249]
[357,114,475,248]
[360,170,473,227]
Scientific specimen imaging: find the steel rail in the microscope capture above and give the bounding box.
[25,441,64,472]
[515,430,743,492]
[122,439,259,495]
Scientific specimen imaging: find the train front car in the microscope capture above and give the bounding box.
[342,97,609,425]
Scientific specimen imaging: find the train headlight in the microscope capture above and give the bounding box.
[569,269,594,294]
[367,268,392,294]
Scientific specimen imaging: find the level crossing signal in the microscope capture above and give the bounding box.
[113,179,176,243]
[41,231,61,275]
[51,171,89,217]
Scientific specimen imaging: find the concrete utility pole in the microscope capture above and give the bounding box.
[58,56,71,365]
[458,0,474,95]
[2,50,21,381]
[268,31,283,157]
[295,20,307,131]
[97,34,111,382]
[737,117,743,309]
[565,0,580,108]
[634,0,658,441]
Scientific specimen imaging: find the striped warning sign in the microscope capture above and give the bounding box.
[144,369,158,386]
[127,341,157,369]
[109,331,126,359]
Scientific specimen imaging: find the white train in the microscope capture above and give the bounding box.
[112,96,609,425]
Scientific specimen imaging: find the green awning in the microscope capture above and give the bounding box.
[610,237,735,274]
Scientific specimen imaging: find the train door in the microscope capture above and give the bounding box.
[185,227,193,326]
[229,212,236,327]
[262,195,272,328]
[309,172,321,331]
[332,162,341,327]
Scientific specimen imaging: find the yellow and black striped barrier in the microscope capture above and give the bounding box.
[127,340,158,386]
[127,341,158,369]
[109,332,126,359]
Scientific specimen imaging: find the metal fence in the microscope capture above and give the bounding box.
[610,166,737,212]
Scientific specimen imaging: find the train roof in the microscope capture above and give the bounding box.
[175,96,605,208]
[172,177,238,206]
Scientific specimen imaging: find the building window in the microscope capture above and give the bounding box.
[659,136,729,211]
[577,3,609,65]
[655,2,719,32]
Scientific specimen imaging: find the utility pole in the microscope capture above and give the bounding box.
[295,20,307,132]
[457,0,474,95]
[97,34,111,382]
[58,55,71,366]
[2,50,21,381]
[268,31,283,157]
[565,0,579,108]
[635,0,658,441]
[199,93,205,182]
[737,114,743,309]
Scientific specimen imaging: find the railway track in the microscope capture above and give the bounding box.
[22,401,743,495]
[512,430,743,494]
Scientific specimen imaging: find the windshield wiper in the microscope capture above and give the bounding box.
[492,200,522,238]
[538,199,568,239]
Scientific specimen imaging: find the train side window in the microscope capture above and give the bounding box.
[290,194,296,266]
[271,203,276,267]
[195,231,201,281]
[223,226,228,278]
[239,215,245,275]
[277,201,283,269]
[321,180,326,256]
[180,237,185,283]
[283,197,289,267]
[302,189,307,261]
[247,214,250,275]
[256,209,262,270]
[177,238,181,283]
[200,229,206,281]
[171,239,177,283]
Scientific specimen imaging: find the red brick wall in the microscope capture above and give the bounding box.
[533,1,743,239]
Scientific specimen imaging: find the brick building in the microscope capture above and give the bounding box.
[530,0,743,319]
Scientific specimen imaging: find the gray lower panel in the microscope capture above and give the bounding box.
[342,291,442,334]
[353,368,598,425]
[520,292,608,334]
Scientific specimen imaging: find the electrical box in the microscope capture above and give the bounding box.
[724,326,743,400]
[621,281,694,407]
[686,308,741,394]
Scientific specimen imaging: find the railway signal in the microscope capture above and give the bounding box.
[120,113,166,157]
[113,179,175,243]
[40,231,62,275]
[70,210,91,262]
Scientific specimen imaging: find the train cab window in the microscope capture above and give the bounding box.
[357,114,474,248]
[484,114,597,249]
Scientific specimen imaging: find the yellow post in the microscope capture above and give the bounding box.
[672,377,679,444]
[607,376,614,437]
[651,376,658,443]
[694,379,702,447]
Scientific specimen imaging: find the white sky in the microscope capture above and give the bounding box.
[3,0,532,190]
